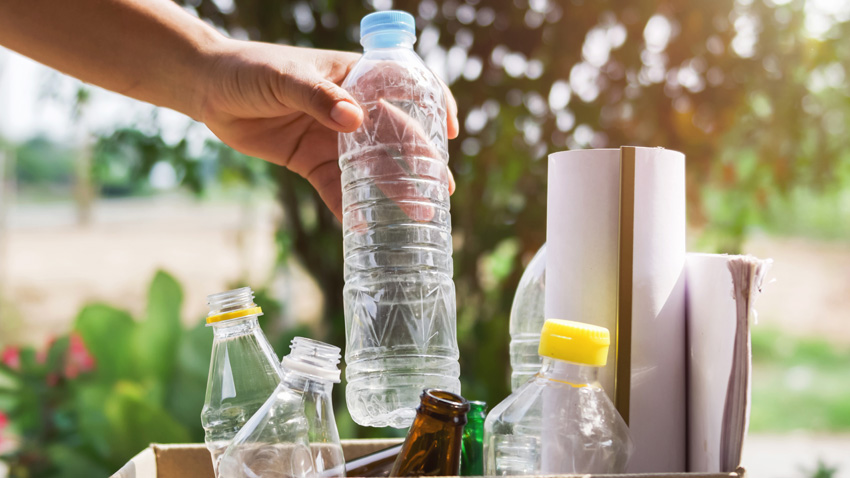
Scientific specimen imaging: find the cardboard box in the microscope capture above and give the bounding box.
[112,439,746,477]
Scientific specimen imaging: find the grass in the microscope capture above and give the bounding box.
[750,328,850,432]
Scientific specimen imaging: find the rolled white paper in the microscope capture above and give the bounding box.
[545,146,687,473]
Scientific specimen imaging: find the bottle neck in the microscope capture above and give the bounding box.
[210,316,260,338]
[391,390,468,476]
[416,389,469,424]
[279,337,341,392]
[280,368,335,394]
[361,31,415,50]
[538,357,601,387]
[466,401,487,424]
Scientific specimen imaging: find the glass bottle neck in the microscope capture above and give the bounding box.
[538,357,601,387]
[362,32,415,50]
[391,390,468,476]
[466,401,487,423]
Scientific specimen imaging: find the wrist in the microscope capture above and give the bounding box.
[187,26,234,122]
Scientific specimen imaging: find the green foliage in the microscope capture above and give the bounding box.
[134,272,183,388]
[801,459,840,478]
[92,128,272,197]
[0,271,212,476]
[750,328,850,432]
[75,304,137,382]
[12,137,76,188]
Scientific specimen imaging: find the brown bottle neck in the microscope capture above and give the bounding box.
[390,390,469,477]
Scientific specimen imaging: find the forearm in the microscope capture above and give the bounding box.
[0,0,224,119]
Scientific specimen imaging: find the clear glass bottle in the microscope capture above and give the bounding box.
[201,287,283,474]
[339,10,460,428]
[484,319,633,475]
[219,337,345,478]
[508,244,546,390]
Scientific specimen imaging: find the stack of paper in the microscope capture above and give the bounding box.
[687,254,772,472]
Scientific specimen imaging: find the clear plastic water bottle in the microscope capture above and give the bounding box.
[339,10,460,428]
[218,337,345,478]
[484,319,633,475]
[201,287,283,474]
[508,244,546,391]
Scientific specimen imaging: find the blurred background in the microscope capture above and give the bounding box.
[0,0,849,476]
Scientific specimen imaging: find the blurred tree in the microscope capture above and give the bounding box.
[95,0,850,434]
[10,138,75,188]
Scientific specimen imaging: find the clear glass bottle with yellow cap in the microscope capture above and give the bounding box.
[484,319,633,475]
[201,287,283,474]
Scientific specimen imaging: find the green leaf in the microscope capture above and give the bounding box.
[45,336,70,372]
[46,444,111,478]
[73,383,114,461]
[134,271,183,390]
[103,381,191,468]
[164,319,212,440]
[74,304,136,382]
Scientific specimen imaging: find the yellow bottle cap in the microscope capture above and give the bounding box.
[206,306,263,324]
[538,319,610,367]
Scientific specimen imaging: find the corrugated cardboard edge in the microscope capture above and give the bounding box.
[113,441,745,477]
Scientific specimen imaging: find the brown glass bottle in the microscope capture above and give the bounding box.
[345,444,403,477]
[389,389,470,477]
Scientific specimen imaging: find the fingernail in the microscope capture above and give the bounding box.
[331,101,362,129]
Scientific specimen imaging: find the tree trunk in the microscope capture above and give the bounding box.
[74,136,94,227]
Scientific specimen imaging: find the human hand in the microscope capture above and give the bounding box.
[198,39,459,220]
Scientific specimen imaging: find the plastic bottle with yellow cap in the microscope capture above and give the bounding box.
[201,287,283,475]
[483,319,633,475]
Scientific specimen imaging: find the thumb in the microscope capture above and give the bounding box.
[285,74,363,132]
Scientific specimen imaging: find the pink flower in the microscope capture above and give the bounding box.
[1,347,20,371]
[64,333,95,379]
[0,410,7,447]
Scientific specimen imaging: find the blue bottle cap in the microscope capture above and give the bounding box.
[360,10,416,40]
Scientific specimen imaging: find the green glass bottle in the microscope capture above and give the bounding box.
[390,389,470,477]
[460,401,487,476]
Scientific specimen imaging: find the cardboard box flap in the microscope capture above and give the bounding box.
[112,444,212,478]
[112,446,156,478]
[110,440,404,478]
[112,441,745,478]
